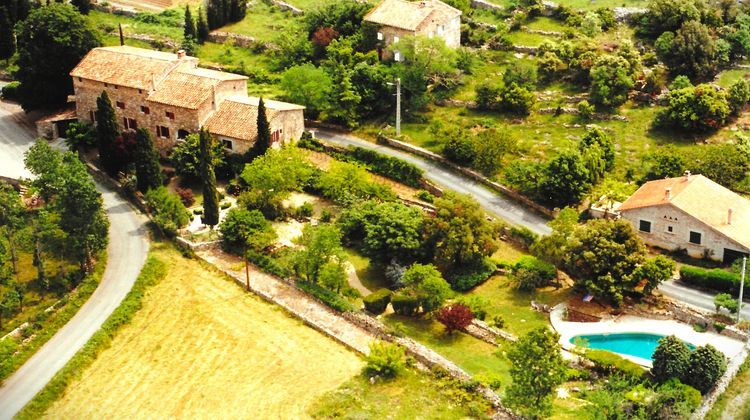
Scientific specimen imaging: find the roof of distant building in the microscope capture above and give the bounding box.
[619,174,750,250]
[363,0,461,32]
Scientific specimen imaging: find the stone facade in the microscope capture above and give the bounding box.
[376,16,461,60]
[213,109,305,155]
[621,204,750,261]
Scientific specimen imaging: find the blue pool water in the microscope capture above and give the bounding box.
[570,333,695,361]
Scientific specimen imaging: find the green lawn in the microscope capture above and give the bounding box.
[221,2,304,42]
[524,16,567,32]
[343,248,390,292]
[716,69,750,89]
[706,356,750,419]
[507,30,551,47]
[309,367,492,418]
[87,10,182,42]
[195,42,284,97]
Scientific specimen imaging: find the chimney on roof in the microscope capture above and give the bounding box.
[665,187,672,200]
[177,49,186,59]
[684,170,691,180]
[728,208,733,225]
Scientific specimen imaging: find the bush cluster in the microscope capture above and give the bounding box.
[680,266,746,297]
[513,256,556,291]
[445,258,497,292]
[586,349,646,380]
[296,280,356,312]
[363,289,392,315]
[391,292,420,316]
[365,341,405,378]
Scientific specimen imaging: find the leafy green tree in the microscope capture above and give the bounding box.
[729,78,750,114]
[656,83,730,132]
[513,256,557,291]
[539,151,592,207]
[564,218,646,305]
[424,192,499,271]
[23,140,64,201]
[634,255,675,295]
[441,127,476,166]
[292,224,344,283]
[580,127,615,170]
[531,207,579,267]
[199,129,220,228]
[196,7,209,44]
[144,187,189,236]
[303,0,370,40]
[280,64,333,119]
[219,207,276,252]
[0,6,15,63]
[400,263,452,313]
[640,0,704,35]
[642,147,686,181]
[391,36,459,110]
[652,335,692,383]
[503,61,537,89]
[0,182,24,278]
[0,286,20,328]
[338,200,424,263]
[436,303,474,333]
[473,129,517,176]
[14,3,101,111]
[581,11,603,37]
[325,66,361,127]
[590,55,634,108]
[133,128,163,193]
[64,121,96,153]
[685,345,726,394]
[170,133,225,179]
[498,83,535,115]
[250,97,271,159]
[184,5,196,40]
[95,91,120,175]
[317,160,395,205]
[656,21,717,80]
[692,143,749,188]
[504,328,566,418]
[319,261,347,293]
[28,209,65,287]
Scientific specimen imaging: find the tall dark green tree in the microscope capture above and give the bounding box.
[95,91,120,175]
[250,97,271,159]
[199,129,220,227]
[196,7,209,44]
[14,3,101,111]
[184,5,196,40]
[0,7,15,63]
[70,0,90,14]
[133,128,163,193]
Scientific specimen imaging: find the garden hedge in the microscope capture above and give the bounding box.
[391,292,420,316]
[296,280,356,312]
[586,349,645,380]
[679,266,747,297]
[363,289,392,315]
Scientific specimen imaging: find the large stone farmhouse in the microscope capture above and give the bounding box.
[619,173,750,263]
[70,46,304,154]
[363,0,462,61]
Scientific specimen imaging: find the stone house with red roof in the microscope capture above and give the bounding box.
[363,0,462,61]
[619,173,750,263]
[70,46,304,154]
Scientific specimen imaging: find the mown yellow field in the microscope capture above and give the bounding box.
[44,244,363,419]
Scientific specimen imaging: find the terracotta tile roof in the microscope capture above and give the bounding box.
[146,71,217,109]
[364,0,461,31]
[204,98,278,141]
[620,174,750,250]
[231,95,305,111]
[70,46,195,90]
[183,67,248,81]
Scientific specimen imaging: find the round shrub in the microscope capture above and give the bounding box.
[363,288,392,315]
[436,304,474,333]
[365,341,405,378]
[685,345,727,394]
[652,335,691,383]
[513,256,556,291]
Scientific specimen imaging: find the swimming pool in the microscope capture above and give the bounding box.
[570,333,695,361]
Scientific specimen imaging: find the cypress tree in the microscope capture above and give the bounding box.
[199,128,220,227]
[134,128,163,193]
[250,97,271,159]
[229,0,239,22]
[71,0,90,14]
[15,0,30,23]
[183,5,196,40]
[196,7,209,44]
[0,7,14,63]
[95,91,120,175]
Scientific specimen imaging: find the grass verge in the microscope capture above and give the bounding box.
[15,254,167,419]
[0,252,106,383]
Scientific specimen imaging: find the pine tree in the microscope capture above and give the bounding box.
[196,7,209,44]
[71,0,90,14]
[95,91,120,175]
[183,5,196,40]
[199,128,220,227]
[250,97,271,159]
[134,128,163,193]
[0,7,14,63]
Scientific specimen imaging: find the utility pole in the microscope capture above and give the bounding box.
[739,256,747,322]
[395,77,401,137]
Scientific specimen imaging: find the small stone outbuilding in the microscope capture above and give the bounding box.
[619,173,750,263]
[364,0,462,61]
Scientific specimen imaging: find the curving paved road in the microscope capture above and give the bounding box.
[0,93,149,419]
[659,279,750,320]
[314,128,552,236]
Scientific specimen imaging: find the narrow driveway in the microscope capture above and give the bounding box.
[314,128,552,236]
[0,95,149,419]
[658,280,750,320]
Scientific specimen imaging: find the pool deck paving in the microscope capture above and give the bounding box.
[550,305,745,367]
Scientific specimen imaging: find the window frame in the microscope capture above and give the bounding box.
[166,111,175,120]
[141,105,150,115]
[116,101,125,110]
[638,219,652,234]
[689,230,703,245]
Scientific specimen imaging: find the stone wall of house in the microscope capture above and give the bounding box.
[416,14,462,49]
[377,26,417,60]
[621,204,750,261]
